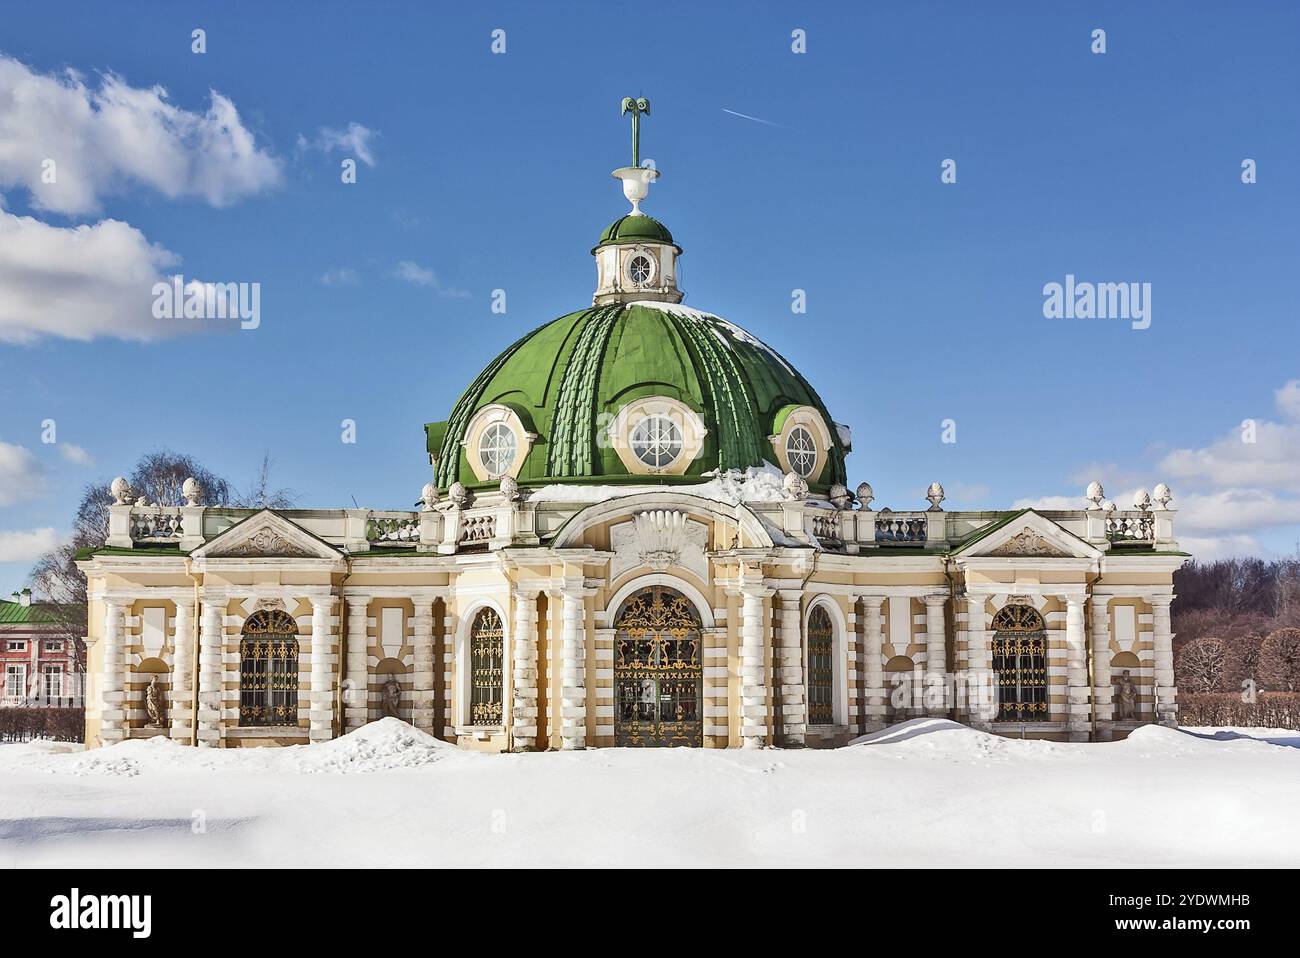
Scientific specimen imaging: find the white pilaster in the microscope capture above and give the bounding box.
[511,589,540,750]
[1150,594,1177,725]
[412,601,436,733]
[923,594,948,716]
[776,590,806,745]
[964,595,992,726]
[559,589,588,749]
[169,600,194,741]
[739,585,772,749]
[101,600,126,744]
[197,600,224,746]
[309,597,336,743]
[344,597,370,730]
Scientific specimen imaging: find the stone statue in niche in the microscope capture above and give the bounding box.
[1115,670,1138,720]
[382,677,402,718]
[145,675,166,727]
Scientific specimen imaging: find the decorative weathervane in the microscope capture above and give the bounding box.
[613,96,659,216]
[620,96,651,168]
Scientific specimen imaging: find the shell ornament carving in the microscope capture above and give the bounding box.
[987,527,1070,558]
[225,527,311,558]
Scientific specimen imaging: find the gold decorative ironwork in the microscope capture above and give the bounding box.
[991,604,1047,721]
[469,608,504,725]
[239,609,299,726]
[807,605,833,725]
[613,586,702,747]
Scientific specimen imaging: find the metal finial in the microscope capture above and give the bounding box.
[620,96,651,168]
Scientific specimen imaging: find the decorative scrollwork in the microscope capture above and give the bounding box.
[990,604,1044,632]
[470,608,504,726]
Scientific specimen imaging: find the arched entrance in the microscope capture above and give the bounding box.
[990,604,1047,722]
[613,585,703,747]
[239,609,299,727]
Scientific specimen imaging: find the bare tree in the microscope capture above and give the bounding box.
[1259,627,1300,693]
[27,450,300,672]
[1175,637,1227,693]
[232,451,298,510]
[1223,633,1265,693]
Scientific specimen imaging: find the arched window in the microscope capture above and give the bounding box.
[807,605,834,725]
[990,604,1047,722]
[477,422,517,477]
[785,426,818,477]
[469,608,504,725]
[613,585,703,747]
[239,610,299,727]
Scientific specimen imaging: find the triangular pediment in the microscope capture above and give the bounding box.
[191,510,342,560]
[955,510,1102,561]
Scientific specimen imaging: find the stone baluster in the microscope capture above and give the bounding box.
[197,599,224,746]
[1150,594,1177,725]
[101,600,126,744]
[559,589,588,750]
[309,597,336,743]
[511,589,540,751]
[1090,596,1113,728]
[859,596,885,731]
[169,601,194,742]
[964,595,992,726]
[739,585,773,749]
[923,594,948,716]
[345,596,370,730]
[1064,595,1089,740]
[776,590,806,745]
[411,601,436,733]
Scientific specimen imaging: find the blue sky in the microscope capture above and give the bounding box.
[2,0,1298,595]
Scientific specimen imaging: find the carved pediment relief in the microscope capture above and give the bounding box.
[610,510,709,581]
[219,526,313,558]
[193,510,341,561]
[986,526,1071,558]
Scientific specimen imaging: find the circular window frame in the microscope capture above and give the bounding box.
[463,404,535,483]
[630,414,685,469]
[611,397,707,477]
[623,247,658,288]
[770,405,832,483]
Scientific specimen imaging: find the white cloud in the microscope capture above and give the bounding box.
[392,260,470,299]
[1273,379,1300,422]
[1012,495,1079,511]
[0,527,60,563]
[0,442,45,506]
[320,267,358,286]
[58,443,94,466]
[0,55,281,216]
[0,208,196,343]
[299,122,377,167]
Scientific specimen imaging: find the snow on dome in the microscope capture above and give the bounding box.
[528,463,788,507]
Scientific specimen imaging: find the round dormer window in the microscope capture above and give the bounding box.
[627,253,655,286]
[630,415,682,469]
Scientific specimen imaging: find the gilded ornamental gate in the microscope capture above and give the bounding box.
[990,604,1048,722]
[613,586,703,747]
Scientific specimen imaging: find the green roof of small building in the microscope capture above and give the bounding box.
[0,597,58,625]
[593,214,679,252]
[426,301,848,492]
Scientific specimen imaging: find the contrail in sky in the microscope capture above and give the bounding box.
[722,108,782,127]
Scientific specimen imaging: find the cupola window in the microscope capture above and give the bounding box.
[627,253,654,286]
[785,426,818,477]
[477,422,517,477]
[631,415,683,469]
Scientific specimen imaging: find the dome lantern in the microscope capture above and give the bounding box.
[593,96,683,307]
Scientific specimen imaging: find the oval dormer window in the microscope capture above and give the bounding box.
[627,253,654,286]
[477,422,518,477]
[785,426,818,478]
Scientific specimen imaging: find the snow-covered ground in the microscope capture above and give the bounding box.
[2,718,1298,867]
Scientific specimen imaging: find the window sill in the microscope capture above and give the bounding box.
[455,724,505,740]
[227,726,308,738]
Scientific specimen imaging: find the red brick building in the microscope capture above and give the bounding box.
[1,590,80,707]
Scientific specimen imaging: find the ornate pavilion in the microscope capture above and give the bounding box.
[78,101,1187,750]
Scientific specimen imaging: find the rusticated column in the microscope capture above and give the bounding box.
[776,590,806,745]
[1150,594,1177,725]
[1064,595,1089,740]
[169,601,194,742]
[101,600,126,744]
[344,596,370,730]
[923,594,948,716]
[739,585,772,749]
[510,589,540,750]
[309,597,336,742]
[411,601,436,733]
[964,595,992,726]
[559,589,588,750]
[197,600,224,746]
[859,596,885,731]
[1090,595,1113,735]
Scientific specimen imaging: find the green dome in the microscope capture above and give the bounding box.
[593,214,679,252]
[427,302,847,491]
